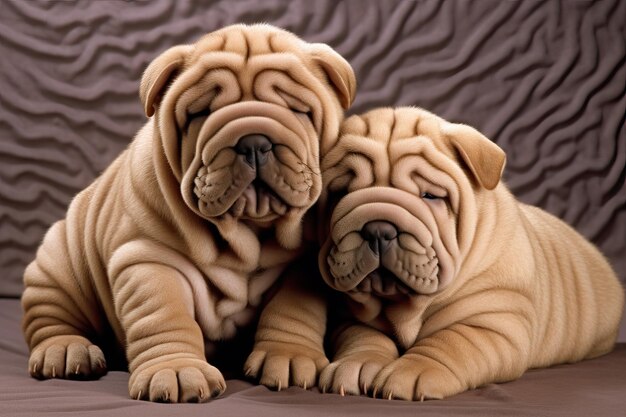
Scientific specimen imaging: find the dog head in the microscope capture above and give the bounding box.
[319,107,506,306]
[140,24,356,249]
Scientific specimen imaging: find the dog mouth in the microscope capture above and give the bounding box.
[182,102,321,225]
[228,178,288,220]
[192,162,295,221]
[340,256,439,299]
[348,268,418,300]
[325,230,441,297]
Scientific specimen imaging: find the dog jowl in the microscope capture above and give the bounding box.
[21,24,355,403]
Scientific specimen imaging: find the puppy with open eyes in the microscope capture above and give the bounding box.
[246,106,624,400]
[21,24,356,403]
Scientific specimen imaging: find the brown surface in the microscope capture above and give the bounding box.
[0,298,624,416]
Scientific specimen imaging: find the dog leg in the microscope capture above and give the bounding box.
[244,264,329,391]
[23,284,108,380]
[319,323,399,396]
[22,222,108,380]
[371,315,532,400]
[112,261,225,403]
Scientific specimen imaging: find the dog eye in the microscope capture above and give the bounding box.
[293,109,314,122]
[184,108,212,131]
[421,192,441,200]
[188,108,212,121]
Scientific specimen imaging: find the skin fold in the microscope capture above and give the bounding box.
[21,24,356,403]
[247,106,624,400]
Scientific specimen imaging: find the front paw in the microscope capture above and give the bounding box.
[372,356,463,401]
[129,357,225,403]
[28,336,107,380]
[319,351,395,396]
[244,341,329,390]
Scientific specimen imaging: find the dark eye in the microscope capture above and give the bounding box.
[421,192,440,200]
[293,109,314,122]
[188,108,211,121]
[184,108,212,131]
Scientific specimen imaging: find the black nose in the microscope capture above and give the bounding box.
[361,221,398,254]
[235,134,273,168]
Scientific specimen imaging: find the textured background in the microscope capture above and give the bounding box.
[0,0,624,339]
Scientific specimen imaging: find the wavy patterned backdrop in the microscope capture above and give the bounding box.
[0,0,624,337]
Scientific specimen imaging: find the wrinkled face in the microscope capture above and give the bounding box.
[180,101,316,223]
[319,107,504,303]
[143,24,354,244]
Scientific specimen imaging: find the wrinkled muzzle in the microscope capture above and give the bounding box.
[181,102,319,223]
[320,188,458,298]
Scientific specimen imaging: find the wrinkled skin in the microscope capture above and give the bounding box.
[21,23,356,403]
[248,107,623,400]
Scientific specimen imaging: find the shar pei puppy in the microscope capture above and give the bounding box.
[21,24,355,403]
[247,107,624,400]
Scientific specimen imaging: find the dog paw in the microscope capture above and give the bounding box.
[318,351,394,396]
[129,357,225,403]
[28,336,107,380]
[244,341,329,390]
[371,356,463,401]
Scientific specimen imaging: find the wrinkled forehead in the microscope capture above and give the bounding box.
[343,107,453,150]
[171,26,324,107]
[189,25,309,63]
[324,108,457,174]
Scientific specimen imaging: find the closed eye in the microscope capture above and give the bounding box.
[421,192,441,200]
[184,108,212,130]
[188,108,211,121]
[293,108,314,122]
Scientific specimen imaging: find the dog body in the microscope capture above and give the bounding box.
[248,107,623,400]
[21,24,355,402]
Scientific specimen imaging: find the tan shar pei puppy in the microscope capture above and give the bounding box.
[246,107,624,400]
[21,24,355,402]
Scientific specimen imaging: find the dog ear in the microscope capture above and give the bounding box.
[444,123,506,190]
[140,45,192,117]
[309,44,356,110]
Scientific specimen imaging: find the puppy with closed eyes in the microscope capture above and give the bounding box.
[21,24,355,402]
[247,106,624,400]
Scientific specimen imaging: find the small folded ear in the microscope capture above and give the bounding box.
[139,45,192,117]
[443,123,506,190]
[309,44,356,110]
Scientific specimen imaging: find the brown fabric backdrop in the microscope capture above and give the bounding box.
[0,0,624,339]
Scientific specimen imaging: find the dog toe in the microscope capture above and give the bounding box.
[130,358,225,403]
[29,337,106,380]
